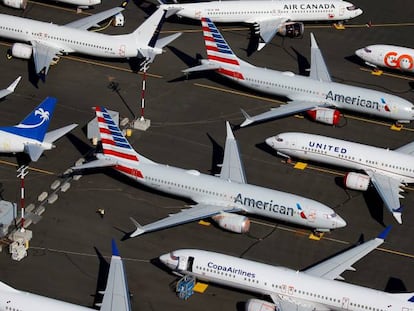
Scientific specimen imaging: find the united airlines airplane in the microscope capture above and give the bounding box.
[0,76,20,100]
[355,45,414,74]
[0,6,181,79]
[159,0,362,51]
[72,107,346,237]
[160,227,414,311]
[0,240,131,311]
[264,132,414,224]
[183,19,414,127]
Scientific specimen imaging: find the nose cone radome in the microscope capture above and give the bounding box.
[355,8,363,17]
[355,48,364,59]
[265,137,275,148]
[335,214,347,229]
[159,253,178,270]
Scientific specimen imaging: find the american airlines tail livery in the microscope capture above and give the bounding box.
[182,19,414,127]
[160,0,362,51]
[72,107,346,237]
[160,227,414,311]
[355,45,414,74]
[265,132,414,224]
[0,6,181,79]
[0,240,131,311]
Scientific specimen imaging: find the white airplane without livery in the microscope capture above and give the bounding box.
[72,107,346,237]
[264,132,414,224]
[0,240,132,311]
[0,76,21,100]
[0,6,181,79]
[0,97,77,161]
[160,227,414,311]
[183,19,414,127]
[355,45,414,74]
[2,0,100,10]
[159,0,362,51]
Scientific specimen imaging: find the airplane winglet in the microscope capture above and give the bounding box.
[377,225,392,240]
[392,212,402,224]
[129,217,146,238]
[225,121,234,140]
[240,109,254,127]
[310,32,318,49]
[7,76,21,92]
[111,239,120,257]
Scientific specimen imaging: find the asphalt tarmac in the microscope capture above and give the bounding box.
[0,0,413,310]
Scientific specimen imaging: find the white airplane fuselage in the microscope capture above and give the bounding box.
[160,249,413,311]
[210,61,414,122]
[0,130,53,154]
[162,0,362,23]
[0,13,157,59]
[355,45,414,73]
[266,132,414,184]
[108,156,345,230]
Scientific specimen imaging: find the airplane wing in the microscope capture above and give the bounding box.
[395,141,414,155]
[309,33,331,83]
[0,76,21,99]
[240,100,324,127]
[100,240,132,311]
[130,203,242,237]
[365,171,404,224]
[303,226,390,280]
[217,121,247,184]
[31,41,62,76]
[65,6,125,30]
[250,17,288,51]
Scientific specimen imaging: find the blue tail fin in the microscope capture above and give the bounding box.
[0,97,57,142]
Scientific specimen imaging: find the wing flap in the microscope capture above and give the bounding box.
[65,7,125,30]
[31,41,62,76]
[309,33,331,82]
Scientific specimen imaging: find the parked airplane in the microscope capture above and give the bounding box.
[72,107,346,237]
[0,6,181,79]
[182,19,414,127]
[160,227,413,311]
[0,97,77,161]
[264,132,414,224]
[355,45,414,74]
[159,0,362,51]
[2,0,100,10]
[0,76,21,99]
[0,240,131,311]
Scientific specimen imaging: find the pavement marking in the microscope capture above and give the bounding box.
[0,159,55,175]
[360,67,414,82]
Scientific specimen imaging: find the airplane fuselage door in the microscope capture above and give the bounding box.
[178,256,188,271]
[341,297,350,309]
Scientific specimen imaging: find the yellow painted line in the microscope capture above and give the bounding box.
[0,159,55,175]
[360,67,414,82]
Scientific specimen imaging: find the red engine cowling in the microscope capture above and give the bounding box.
[246,299,277,311]
[11,43,32,59]
[278,22,304,38]
[307,108,341,125]
[3,0,27,9]
[344,172,370,191]
[212,212,250,233]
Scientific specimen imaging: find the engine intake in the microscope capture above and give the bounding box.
[11,43,32,59]
[278,22,304,38]
[246,299,277,311]
[212,212,250,233]
[3,0,27,9]
[344,172,370,191]
[307,108,341,125]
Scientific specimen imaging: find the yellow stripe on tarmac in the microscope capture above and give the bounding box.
[0,159,55,175]
[360,67,414,82]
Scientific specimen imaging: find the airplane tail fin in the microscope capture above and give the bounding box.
[0,97,57,142]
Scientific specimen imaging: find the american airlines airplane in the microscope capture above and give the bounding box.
[183,19,414,127]
[159,0,363,51]
[2,0,100,10]
[160,227,414,311]
[355,45,414,74]
[0,97,77,161]
[0,240,132,311]
[264,132,414,224]
[0,6,181,79]
[0,76,20,99]
[72,107,346,237]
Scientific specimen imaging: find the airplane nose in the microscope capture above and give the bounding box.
[265,137,275,148]
[335,215,347,228]
[355,48,364,58]
[159,253,178,270]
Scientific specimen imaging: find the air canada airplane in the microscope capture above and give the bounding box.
[355,45,414,74]
[2,0,100,10]
[0,240,132,311]
[264,132,414,224]
[72,107,346,237]
[183,19,414,127]
[0,6,181,79]
[159,0,362,51]
[0,76,21,100]
[160,227,414,311]
[0,97,77,161]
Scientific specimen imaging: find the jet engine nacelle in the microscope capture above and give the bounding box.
[212,212,250,233]
[246,299,277,311]
[278,22,304,38]
[3,0,27,9]
[307,108,341,125]
[11,43,32,59]
[344,172,370,191]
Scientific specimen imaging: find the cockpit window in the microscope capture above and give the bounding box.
[276,137,284,142]
[363,48,372,53]
[327,213,337,219]
[346,5,358,10]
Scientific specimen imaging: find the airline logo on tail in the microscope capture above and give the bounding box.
[201,17,244,80]
[16,108,50,129]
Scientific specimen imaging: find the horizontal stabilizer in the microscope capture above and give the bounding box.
[155,32,182,50]
[129,217,146,237]
[0,76,21,99]
[44,124,78,144]
[71,156,118,170]
[25,144,44,162]
[182,62,221,73]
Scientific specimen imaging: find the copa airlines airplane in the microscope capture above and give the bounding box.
[355,45,414,74]
[0,6,181,79]
[160,227,414,311]
[2,0,100,10]
[264,132,414,224]
[183,19,414,127]
[72,107,346,237]
[0,240,132,311]
[159,0,362,51]
[0,97,77,161]
[0,76,20,100]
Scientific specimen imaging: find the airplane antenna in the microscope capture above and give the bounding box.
[16,165,28,232]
